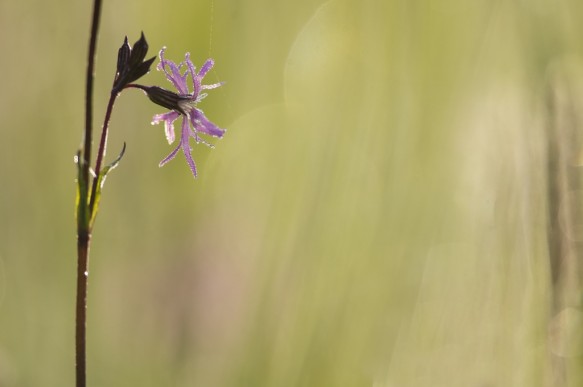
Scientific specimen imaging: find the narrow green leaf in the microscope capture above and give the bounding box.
[75,150,91,230]
[89,143,126,227]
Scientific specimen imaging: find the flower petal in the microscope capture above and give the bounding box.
[191,108,226,138]
[198,59,214,78]
[152,110,180,144]
[189,127,215,148]
[182,144,198,178]
[158,47,189,94]
[179,117,198,177]
[151,110,179,124]
[159,143,181,167]
[202,82,224,90]
[191,59,214,98]
[185,53,197,91]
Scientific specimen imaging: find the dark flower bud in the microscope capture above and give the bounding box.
[129,32,149,68]
[129,57,156,84]
[113,32,155,93]
[116,37,131,74]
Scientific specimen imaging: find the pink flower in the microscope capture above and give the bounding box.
[150,48,225,178]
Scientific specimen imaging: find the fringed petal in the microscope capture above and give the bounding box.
[180,117,197,177]
[202,82,224,90]
[185,53,198,94]
[191,108,226,138]
[198,59,214,78]
[152,110,180,144]
[158,143,181,167]
[158,47,189,94]
[182,144,198,178]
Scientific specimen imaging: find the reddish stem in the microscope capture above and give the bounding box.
[89,91,119,214]
[78,0,103,385]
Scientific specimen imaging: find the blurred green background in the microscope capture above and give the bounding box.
[1,0,583,386]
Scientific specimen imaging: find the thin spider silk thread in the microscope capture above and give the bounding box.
[208,0,214,58]
[0,255,5,309]
[207,0,232,113]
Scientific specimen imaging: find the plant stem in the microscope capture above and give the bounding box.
[75,231,90,387]
[89,91,119,214]
[83,0,103,183]
[77,0,103,385]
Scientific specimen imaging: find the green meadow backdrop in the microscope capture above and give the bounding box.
[1,0,583,385]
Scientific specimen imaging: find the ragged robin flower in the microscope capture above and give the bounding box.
[142,48,226,178]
